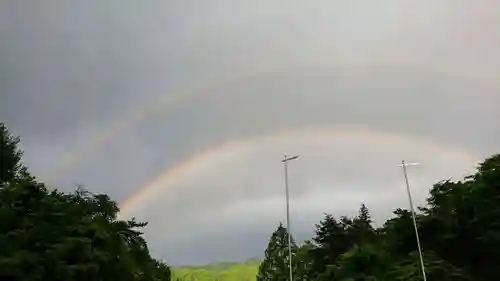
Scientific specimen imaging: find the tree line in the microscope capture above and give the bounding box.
[257,154,500,280]
[0,122,172,280]
[2,120,500,280]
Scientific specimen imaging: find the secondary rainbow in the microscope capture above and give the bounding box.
[47,63,496,183]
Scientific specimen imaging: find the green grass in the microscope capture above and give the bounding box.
[172,259,260,281]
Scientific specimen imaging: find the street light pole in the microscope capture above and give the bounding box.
[282,155,299,281]
[399,160,427,281]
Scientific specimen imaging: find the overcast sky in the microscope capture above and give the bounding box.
[1,0,499,265]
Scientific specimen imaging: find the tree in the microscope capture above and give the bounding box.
[0,122,172,281]
[386,251,472,281]
[257,223,297,281]
[350,204,376,245]
[334,243,388,281]
[307,214,355,281]
[293,240,314,281]
[418,154,500,281]
[0,123,33,186]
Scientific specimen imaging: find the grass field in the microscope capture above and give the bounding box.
[172,259,260,281]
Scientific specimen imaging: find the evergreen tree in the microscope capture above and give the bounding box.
[308,214,353,281]
[357,204,372,227]
[293,241,314,281]
[334,243,389,281]
[350,204,376,245]
[0,123,33,186]
[379,208,420,256]
[418,154,500,281]
[0,122,171,281]
[257,223,297,281]
[386,251,473,281]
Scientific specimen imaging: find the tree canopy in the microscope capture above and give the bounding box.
[256,152,500,281]
[0,123,171,281]
[257,223,297,281]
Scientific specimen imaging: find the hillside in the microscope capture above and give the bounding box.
[172,259,260,281]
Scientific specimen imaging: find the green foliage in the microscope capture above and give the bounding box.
[293,241,314,281]
[0,123,171,281]
[258,153,500,281]
[385,250,472,281]
[257,223,298,281]
[0,123,33,186]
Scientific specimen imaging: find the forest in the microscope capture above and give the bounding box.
[1,121,499,281]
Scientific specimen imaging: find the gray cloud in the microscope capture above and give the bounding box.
[124,131,477,265]
[1,0,499,265]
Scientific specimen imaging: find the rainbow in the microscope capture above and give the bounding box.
[45,64,493,218]
[117,124,477,217]
[47,63,498,183]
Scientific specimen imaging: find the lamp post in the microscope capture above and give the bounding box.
[398,160,427,281]
[282,155,299,281]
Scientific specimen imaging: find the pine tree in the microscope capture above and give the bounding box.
[334,243,389,280]
[313,214,353,260]
[351,204,376,245]
[293,240,314,281]
[309,214,353,281]
[257,223,297,281]
[0,123,33,186]
[358,204,372,226]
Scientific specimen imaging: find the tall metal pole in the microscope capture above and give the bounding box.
[400,160,427,281]
[282,155,298,281]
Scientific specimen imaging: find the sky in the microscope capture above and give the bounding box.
[1,0,500,265]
